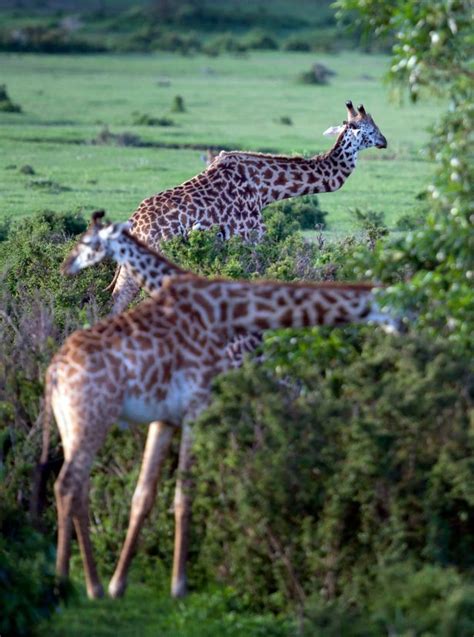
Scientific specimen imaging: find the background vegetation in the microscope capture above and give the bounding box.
[0,1,472,635]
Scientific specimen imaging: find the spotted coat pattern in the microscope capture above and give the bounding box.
[63,214,263,366]
[111,102,387,313]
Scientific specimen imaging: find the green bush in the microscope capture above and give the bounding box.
[171,95,186,113]
[190,332,473,611]
[266,195,328,230]
[0,84,22,113]
[334,0,473,351]
[0,501,68,637]
[240,30,279,51]
[0,210,113,325]
[160,212,320,282]
[0,211,114,532]
[302,563,474,636]
[132,112,174,127]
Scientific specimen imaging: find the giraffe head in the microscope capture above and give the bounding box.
[62,211,131,275]
[323,100,387,150]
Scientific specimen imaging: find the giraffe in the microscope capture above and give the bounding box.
[38,269,397,601]
[63,210,262,366]
[111,101,388,313]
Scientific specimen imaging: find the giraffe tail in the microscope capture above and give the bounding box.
[30,369,54,525]
[103,264,120,293]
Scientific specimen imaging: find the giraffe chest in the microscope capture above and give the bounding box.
[119,370,200,427]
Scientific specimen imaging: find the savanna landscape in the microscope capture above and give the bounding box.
[0,1,472,636]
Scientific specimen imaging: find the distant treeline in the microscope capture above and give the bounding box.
[0,1,388,55]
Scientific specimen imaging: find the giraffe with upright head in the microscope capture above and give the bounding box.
[111,101,387,313]
[39,247,397,600]
[64,211,262,366]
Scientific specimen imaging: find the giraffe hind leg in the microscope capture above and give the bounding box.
[54,456,104,598]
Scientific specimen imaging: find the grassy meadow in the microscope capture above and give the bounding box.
[0,51,440,232]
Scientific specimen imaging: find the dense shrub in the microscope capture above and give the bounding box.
[0,210,113,325]
[240,30,279,51]
[132,112,174,127]
[297,63,336,85]
[303,563,474,635]
[92,125,143,147]
[190,332,473,613]
[334,0,474,352]
[0,502,66,637]
[266,195,328,230]
[171,95,186,113]
[0,84,22,113]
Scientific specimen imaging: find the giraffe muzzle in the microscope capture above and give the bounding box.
[376,136,388,149]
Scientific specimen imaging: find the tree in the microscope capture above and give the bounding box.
[334,0,474,350]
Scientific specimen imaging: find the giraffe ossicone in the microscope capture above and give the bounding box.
[110,99,388,313]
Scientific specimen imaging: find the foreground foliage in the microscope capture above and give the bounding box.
[335,0,474,351]
[191,333,473,616]
[1,202,473,633]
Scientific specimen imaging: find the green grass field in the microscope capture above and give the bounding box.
[38,579,292,637]
[0,51,440,233]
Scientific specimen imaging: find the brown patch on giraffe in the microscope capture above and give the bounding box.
[314,303,327,324]
[289,182,302,194]
[193,293,215,323]
[255,317,270,329]
[255,302,274,313]
[279,309,293,328]
[219,302,229,322]
[232,302,247,320]
[274,172,288,186]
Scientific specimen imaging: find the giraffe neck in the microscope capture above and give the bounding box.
[110,231,185,294]
[234,127,358,206]
[167,277,384,334]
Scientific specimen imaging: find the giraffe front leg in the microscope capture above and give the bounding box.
[109,421,175,599]
[110,265,141,315]
[171,423,193,598]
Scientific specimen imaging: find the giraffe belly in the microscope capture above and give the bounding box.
[119,371,198,427]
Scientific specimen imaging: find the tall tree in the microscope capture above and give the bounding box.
[335,0,473,349]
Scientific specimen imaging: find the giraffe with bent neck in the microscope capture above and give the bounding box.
[39,250,397,600]
[64,210,262,366]
[111,101,388,313]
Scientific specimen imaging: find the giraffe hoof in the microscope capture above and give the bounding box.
[171,578,187,599]
[108,577,127,599]
[87,582,104,600]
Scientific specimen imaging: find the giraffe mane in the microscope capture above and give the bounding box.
[162,273,381,291]
[212,132,351,165]
[122,229,188,274]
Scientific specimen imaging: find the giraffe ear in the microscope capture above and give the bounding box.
[323,125,344,137]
